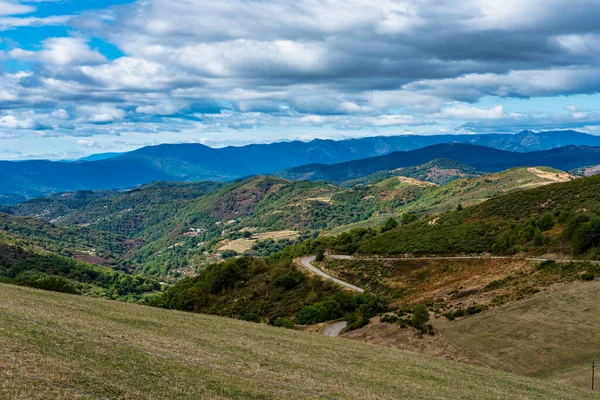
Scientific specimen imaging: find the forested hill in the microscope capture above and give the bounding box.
[2,130,600,204]
[278,144,600,182]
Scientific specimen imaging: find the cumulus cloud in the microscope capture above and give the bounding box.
[2,0,600,155]
[9,37,106,67]
[76,104,126,123]
[0,114,37,129]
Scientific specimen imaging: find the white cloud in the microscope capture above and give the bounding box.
[51,109,70,120]
[367,114,423,127]
[136,102,186,116]
[0,114,37,129]
[9,37,106,66]
[0,1,34,16]
[76,139,98,147]
[435,105,506,120]
[76,105,126,123]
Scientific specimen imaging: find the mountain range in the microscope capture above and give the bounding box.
[2,130,600,204]
[278,143,600,182]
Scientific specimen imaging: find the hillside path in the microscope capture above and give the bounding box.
[299,256,365,293]
[322,321,348,337]
[300,254,600,294]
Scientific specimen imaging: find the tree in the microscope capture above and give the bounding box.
[536,213,555,232]
[315,248,325,262]
[411,304,430,330]
[381,217,399,232]
[401,213,418,225]
[456,203,463,211]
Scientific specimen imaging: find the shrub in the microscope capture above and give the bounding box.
[380,314,399,324]
[572,217,600,254]
[315,248,325,262]
[411,304,430,330]
[297,299,343,325]
[582,272,596,281]
[536,213,555,232]
[240,313,260,323]
[274,269,305,290]
[381,217,399,233]
[401,213,418,225]
[221,250,238,259]
[274,317,295,329]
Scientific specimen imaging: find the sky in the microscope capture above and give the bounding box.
[1,1,600,160]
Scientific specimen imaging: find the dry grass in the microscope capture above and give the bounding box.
[219,231,300,253]
[436,280,600,391]
[0,283,594,399]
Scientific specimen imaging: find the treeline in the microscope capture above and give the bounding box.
[0,240,160,300]
[152,256,387,327]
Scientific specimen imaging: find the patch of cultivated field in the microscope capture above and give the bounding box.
[219,230,299,253]
[436,280,600,390]
[0,284,593,399]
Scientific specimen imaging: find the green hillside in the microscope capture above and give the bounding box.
[351,174,600,258]
[0,236,159,300]
[342,158,482,187]
[0,283,594,399]
[0,167,582,278]
[397,167,575,216]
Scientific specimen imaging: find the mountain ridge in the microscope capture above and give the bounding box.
[278,143,600,182]
[2,130,600,204]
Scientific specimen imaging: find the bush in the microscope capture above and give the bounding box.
[572,217,600,254]
[274,269,305,290]
[315,248,325,262]
[381,217,399,233]
[582,272,596,281]
[411,304,430,330]
[380,314,399,324]
[221,250,238,259]
[297,299,343,325]
[401,213,418,225]
[274,317,295,329]
[240,313,260,323]
[536,213,555,232]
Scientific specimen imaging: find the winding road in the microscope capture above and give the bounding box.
[299,254,596,295]
[299,256,364,293]
[322,321,348,337]
[299,254,597,337]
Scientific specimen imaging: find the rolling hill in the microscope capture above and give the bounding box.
[0,283,594,399]
[2,130,600,204]
[2,165,580,277]
[279,144,600,182]
[341,158,483,187]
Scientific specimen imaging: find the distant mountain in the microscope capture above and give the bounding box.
[278,144,600,182]
[2,130,600,204]
[78,152,126,162]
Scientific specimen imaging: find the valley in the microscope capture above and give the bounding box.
[4,133,600,397]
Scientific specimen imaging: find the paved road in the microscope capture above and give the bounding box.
[299,256,364,293]
[300,254,599,294]
[322,321,348,337]
[329,254,597,263]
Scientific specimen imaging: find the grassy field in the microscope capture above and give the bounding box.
[218,230,300,253]
[0,284,595,399]
[437,280,600,390]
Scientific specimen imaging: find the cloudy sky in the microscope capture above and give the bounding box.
[1,0,600,159]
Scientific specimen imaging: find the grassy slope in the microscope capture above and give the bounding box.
[328,167,573,235]
[356,174,600,257]
[436,280,600,390]
[341,158,483,187]
[0,284,594,400]
[397,166,574,215]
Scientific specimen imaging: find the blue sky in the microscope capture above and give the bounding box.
[1,0,600,160]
